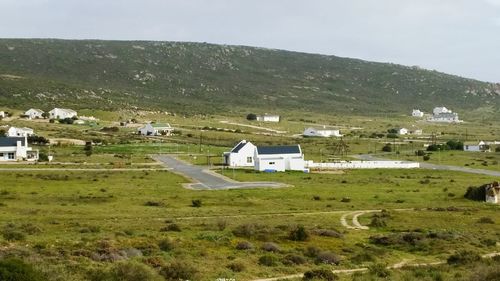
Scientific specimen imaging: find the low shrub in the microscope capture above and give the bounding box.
[303,268,337,280]
[447,250,481,265]
[107,261,163,281]
[235,241,254,250]
[369,263,390,278]
[0,258,46,281]
[191,199,202,208]
[261,242,280,252]
[288,225,310,241]
[144,201,165,207]
[160,223,181,232]
[340,197,351,203]
[2,229,26,241]
[158,238,175,252]
[312,229,343,238]
[160,260,197,281]
[315,251,341,265]
[282,254,306,265]
[227,261,245,272]
[478,217,495,224]
[258,255,279,266]
[305,246,321,257]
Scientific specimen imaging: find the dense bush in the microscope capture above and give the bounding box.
[227,261,245,272]
[261,242,280,252]
[160,223,181,232]
[315,251,341,265]
[158,238,175,251]
[28,135,49,145]
[447,250,481,265]
[235,241,254,250]
[478,217,495,224]
[0,258,46,281]
[191,199,202,207]
[312,229,343,238]
[464,185,487,201]
[282,254,307,265]
[246,113,257,120]
[303,269,337,280]
[2,229,26,241]
[288,225,310,241]
[107,261,163,281]
[160,260,197,281]
[369,263,391,278]
[382,144,392,152]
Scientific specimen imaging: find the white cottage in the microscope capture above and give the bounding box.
[398,128,409,135]
[49,108,77,119]
[7,127,34,137]
[256,115,280,122]
[223,140,256,167]
[25,108,45,119]
[433,107,451,115]
[138,123,174,136]
[464,141,491,152]
[254,145,305,172]
[303,127,342,138]
[412,109,424,118]
[0,111,5,118]
[0,137,38,161]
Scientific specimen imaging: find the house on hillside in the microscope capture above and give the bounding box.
[464,141,491,152]
[412,109,424,118]
[0,111,5,118]
[49,108,77,119]
[486,182,500,204]
[138,123,174,136]
[25,108,44,119]
[256,114,280,122]
[398,128,409,135]
[7,127,34,137]
[429,106,461,123]
[223,140,256,167]
[0,137,38,161]
[303,127,342,138]
[254,145,305,172]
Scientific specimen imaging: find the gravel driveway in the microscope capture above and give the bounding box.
[153,155,288,190]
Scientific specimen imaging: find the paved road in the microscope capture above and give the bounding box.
[356,154,500,177]
[153,155,287,190]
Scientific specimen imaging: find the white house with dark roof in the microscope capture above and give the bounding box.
[254,145,305,172]
[7,127,34,137]
[0,137,38,161]
[24,108,45,119]
[138,123,174,136]
[223,140,256,167]
[49,108,77,119]
[464,141,491,152]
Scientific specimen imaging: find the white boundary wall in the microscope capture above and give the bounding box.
[306,160,419,169]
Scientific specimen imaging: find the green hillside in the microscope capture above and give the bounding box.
[0,38,499,115]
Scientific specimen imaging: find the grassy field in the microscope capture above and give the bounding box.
[0,166,499,280]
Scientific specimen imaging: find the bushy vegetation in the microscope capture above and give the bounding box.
[0,259,46,281]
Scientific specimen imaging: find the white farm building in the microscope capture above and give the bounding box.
[412,109,424,118]
[7,127,34,137]
[49,108,77,119]
[24,108,44,119]
[138,123,174,136]
[256,115,280,122]
[254,145,305,172]
[0,137,38,161]
[464,141,491,152]
[223,140,256,167]
[303,127,342,138]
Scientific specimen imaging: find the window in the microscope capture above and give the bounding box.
[8,153,15,160]
[246,157,252,163]
[269,162,275,165]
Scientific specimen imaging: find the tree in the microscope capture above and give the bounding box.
[246,113,257,121]
[382,144,392,152]
[41,112,49,119]
[0,129,5,137]
[84,142,93,157]
[387,128,398,134]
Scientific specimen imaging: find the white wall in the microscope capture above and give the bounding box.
[306,160,419,169]
[255,157,286,172]
[226,143,256,167]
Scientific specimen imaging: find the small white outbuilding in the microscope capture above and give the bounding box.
[223,140,256,167]
[464,141,490,152]
[25,108,45,119]
[254,145,305,172]
[138,123,174,136]
[7,127,34,137]
[256,115,280,122]
[49,108,77,119]
[303,127,342,138]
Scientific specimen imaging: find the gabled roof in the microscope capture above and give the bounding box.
[256,145,301,155]
[0,137,26,147]
[26,108,44,113]
[231,140,251,153]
